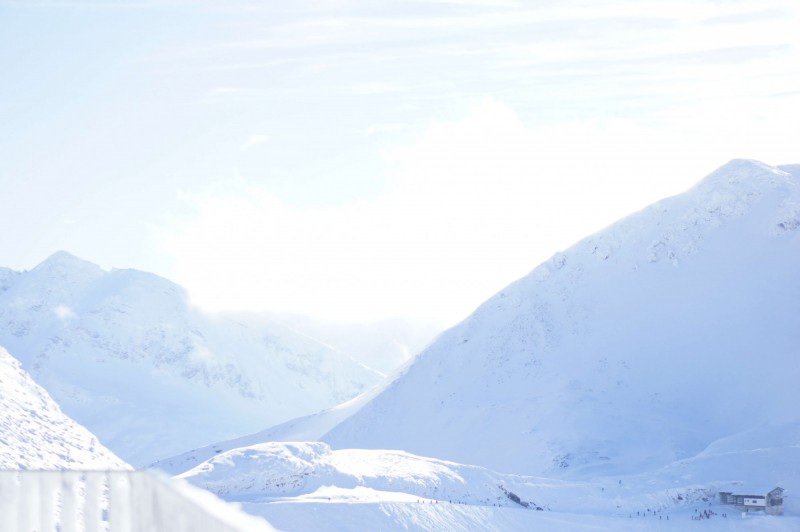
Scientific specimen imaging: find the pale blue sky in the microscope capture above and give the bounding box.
[2,0,799,325]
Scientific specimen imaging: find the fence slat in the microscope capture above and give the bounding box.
[83,471,106,532]
[18,472,41,532]
[39,471,61,532]
[0,472,20,531]
[60,471,80,532]
[108,471,131,532]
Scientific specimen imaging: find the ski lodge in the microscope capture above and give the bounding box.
[718,487,784,515]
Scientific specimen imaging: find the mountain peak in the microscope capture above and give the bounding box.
[43,249,86,263]
[694,159,793,193]
[33,250,104,276]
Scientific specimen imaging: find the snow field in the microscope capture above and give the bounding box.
[174,439,800,531]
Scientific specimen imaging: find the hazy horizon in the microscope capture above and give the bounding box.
[2,0,798,327]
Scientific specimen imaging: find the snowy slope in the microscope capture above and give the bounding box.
[152,378,392,474]
[0,346,128,470]
[0,252,382,466]
[176,438,800,531]
[177,442,558,506]
[242,501,799,532]
[0,267,19,294]
[318,159,800,477]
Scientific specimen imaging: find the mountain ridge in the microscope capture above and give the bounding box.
[318,159,800,477]
[0,253,384,466]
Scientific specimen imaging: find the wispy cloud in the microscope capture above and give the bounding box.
[151,0,799,99]
[5,0,167,8]
[7,0,799,326]
[345,82,402,95]
[195,87,265,105]
[239,134,271,151]
[53,304,76,320]
[364,123,410,136]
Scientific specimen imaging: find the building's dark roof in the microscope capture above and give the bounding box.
[723,486,783,497]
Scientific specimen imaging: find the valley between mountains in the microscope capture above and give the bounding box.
[2,159,798,530]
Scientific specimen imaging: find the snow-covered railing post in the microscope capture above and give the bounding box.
[59,471,80,532]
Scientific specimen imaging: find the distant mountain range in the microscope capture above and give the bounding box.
[161,160,800,482]
[0,252,383,466]
[3,159,798,530]
[155,160,800,531]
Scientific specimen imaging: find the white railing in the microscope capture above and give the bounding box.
[0,470,275,532]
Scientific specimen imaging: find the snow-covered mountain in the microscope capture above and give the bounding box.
[0,345,128,470]
[318,160,800,477]
[0,252,383,466]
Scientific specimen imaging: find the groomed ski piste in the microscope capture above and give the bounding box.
[173,438,799,531]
